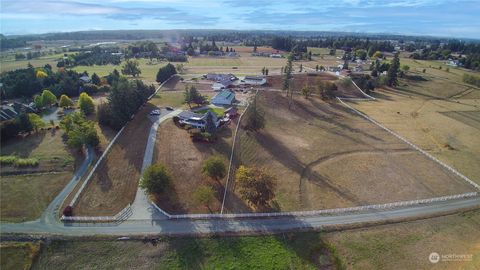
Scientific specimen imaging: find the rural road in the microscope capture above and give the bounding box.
[1,197,479,236]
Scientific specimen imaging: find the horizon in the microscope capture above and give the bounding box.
[1,0,480,39]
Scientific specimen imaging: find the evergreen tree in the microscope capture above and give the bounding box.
[387,52,400,86]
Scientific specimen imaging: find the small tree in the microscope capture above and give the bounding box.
[34,95,43,109]
[204,112,217,135]
[401,65,410,73]
[41,89,57,107]
[140,164,171,195]
[78,92,95,115]
[235,165,276,207]
[301,83,312,99]
[202,155,226,181]
[121,59,141,77]
[59,94,74,108]
[28,113,46,132]
[194,185,216,211]
[91,73,101,85]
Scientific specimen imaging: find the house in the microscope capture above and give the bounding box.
[178,110,221,129]
[243,76,267,86]
[211,89,236,106]
[0,105,18,121]
[224,107,238,118]
[79,75,91,83]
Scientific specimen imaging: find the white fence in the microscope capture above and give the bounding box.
[61,204,132,222]
[151,192,477,220]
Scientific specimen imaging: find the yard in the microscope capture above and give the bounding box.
[0,242,41,270]
[152,119,235,213]
[73,104,157,216]
[223,91,475,213]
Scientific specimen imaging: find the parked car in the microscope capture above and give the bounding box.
[165,106,174,111]
[149,109,161,115]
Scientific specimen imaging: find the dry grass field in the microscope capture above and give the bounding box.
[327,209,480,269]
[74,104,156,216]
[223,91,475,213]
[1,172,72,222]
[351,88,480,185]
[153,119,236,214]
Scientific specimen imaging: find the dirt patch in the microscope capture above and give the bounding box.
[161,76,212,92]
[224,91,475,213]
[153,119,235,214]
[266,73,337,89]
[74,104,157,216]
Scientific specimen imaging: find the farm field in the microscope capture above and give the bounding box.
[224,90,475,213]
[153,119,235,214]
[0,172,72,222]
[326,209,480,269]
[74,104,157,216]
[350,89,480,184]
[0,242,41,270]
[30,233,338,269]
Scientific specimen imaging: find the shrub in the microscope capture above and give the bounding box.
[59,94,74,108]
[194,185,216,210]
[63,206,73,216]
[0,155,18,165]
[140,164,171,195]
[14,158,39,167]
[78,92,95,115]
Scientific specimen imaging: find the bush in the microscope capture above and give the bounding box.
[0,155,18,165]
[63,206,73,217]
[194,185,216,210]
[140,164,171,195]
[202,155,226,180]
[14,158,39,167]
[82,83,99,94]
[78,92,95,115]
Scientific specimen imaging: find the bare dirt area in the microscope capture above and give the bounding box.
[74,103,158,216]
[161,75,213,92]
[153,119,235,214]
[352,89,480,185]
[223,91,475,213]
[266,73,337,89]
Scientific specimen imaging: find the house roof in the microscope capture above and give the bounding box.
[213,90,235,100]
[178,111,203,120]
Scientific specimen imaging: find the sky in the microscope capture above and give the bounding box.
[1,0,480,38]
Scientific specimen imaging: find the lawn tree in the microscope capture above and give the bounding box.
[204,112,217,135]
[194,185,216,212]
[243,93,265,131]
[78,92,95,115]
[176,63,185,74]
[41,89,57,107]
[316,65,319,72]
[121,59,141,77]
[282,54,293,92]
[184,85,205,108]
[140,164,171,195]
[265,68,269,76]
[387,52,400,86]
[261,67,266,75]
[202,155,226,182]
[60,112,99,149]
[342,59,349,70]
[156,63,177,83]
[299,64,303,72]
[235,165,276,208]
[59,94,74,108]
[28,113,45,132]
[91,73,101,85]
[184,85,192,108]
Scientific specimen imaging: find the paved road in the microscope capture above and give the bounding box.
[129,108,182,221]
[1,197,478,236]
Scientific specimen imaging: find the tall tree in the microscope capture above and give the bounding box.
[387,52,400,86]
[78,92,95,115]
[243,93,265,131]
[91,73,101,85]
[59,94,74,108]
[140,164,171,195]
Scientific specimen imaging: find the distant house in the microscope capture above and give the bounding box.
[211,90,236,106]
[0,105,18,121]
[243,76,267,86]
[79,75,91,83]
[178,110,221,129]
[206,73,237,90]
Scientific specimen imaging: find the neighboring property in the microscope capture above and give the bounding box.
[205,73,238,91]
[211,89,236,106]
[79,75,91,83]
[0,105,18,121]
[1,102,37,121]
[178,110,221,129]
[243,76,267,86]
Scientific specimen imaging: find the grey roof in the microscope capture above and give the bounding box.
[178,110,204,120]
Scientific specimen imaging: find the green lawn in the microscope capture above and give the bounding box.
[0,242,40,270]
[33,233,339,269]
[196,106,226,116]
[0,172,72,222]
[150,92,186,108]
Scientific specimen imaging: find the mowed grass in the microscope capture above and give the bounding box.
[326,209,480,269]
[74,104,156,216]
[0,172,72,222]
[225,91,474,213]
[153,119,234,214]
[0,242,41,270]
[33,233,338,269]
